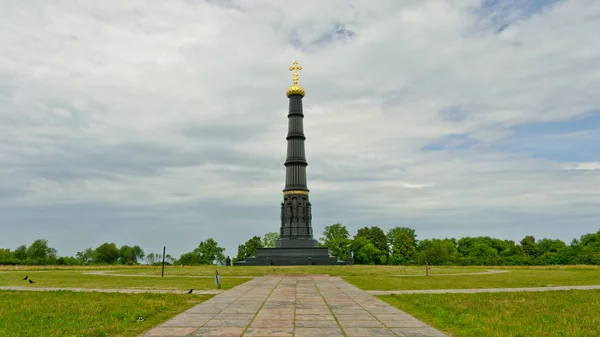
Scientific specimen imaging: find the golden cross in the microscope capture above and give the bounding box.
[289,61,302,85]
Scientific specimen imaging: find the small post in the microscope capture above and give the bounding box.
[215,270,221,289]
[161,246,166,277]
[424,248,429,277]
[307,257,312,265]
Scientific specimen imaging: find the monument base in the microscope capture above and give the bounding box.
[233,247,347,266]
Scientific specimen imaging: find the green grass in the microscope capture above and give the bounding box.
[0,290,210,337]
[345,267,600,290]
[380,290,600,337]
[2,265,599,292]
[68,265,485,277]
[0,264,485,276]
[0,270,250,290]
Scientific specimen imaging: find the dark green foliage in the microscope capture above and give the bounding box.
[355,226,389,254]
[316,225,600,266]
[177,238,226,265]
[319,223,352,262]
[92,242,120,264]
[387,227,418,265]
[262,232,279,248]
[234,235,265,261]
[520,235,540,258]
[236,244,247,261]
[353,226,389,264]
[416,238,459,265]
[244,236,264,258]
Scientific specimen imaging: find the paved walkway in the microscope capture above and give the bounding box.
[368,284,600,295]
[142,276,447,337]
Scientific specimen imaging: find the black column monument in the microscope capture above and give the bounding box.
[235,61,345,265]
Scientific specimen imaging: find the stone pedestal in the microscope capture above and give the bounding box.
[234,247,346,266]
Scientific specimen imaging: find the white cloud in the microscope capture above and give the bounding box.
[0,0,599,255]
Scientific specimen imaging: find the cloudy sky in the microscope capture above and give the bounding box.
[1,0,599,258]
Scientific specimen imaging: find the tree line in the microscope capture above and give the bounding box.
[317,224,600,266]
[2,226,598,266]
[0,240,172,266]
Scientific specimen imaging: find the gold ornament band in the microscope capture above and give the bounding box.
[283,190,309,196]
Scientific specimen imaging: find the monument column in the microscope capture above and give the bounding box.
[233,61,345,265]
[276,61,318,248]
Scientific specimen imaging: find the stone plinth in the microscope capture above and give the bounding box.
[234,247,346,266]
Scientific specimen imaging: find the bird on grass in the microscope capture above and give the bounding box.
[29,279,35,284]
[186,289,193,294]
[22,276,28,280]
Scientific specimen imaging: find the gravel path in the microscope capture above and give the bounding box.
[393,269,509,277]
[367,284,600,295]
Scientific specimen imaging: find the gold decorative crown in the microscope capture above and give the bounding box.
[286,61,305,97]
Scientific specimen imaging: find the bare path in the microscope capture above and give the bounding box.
[0,286,222,295]
[141,276,448,337]
[82,271,252,278]
[368,284,600,295]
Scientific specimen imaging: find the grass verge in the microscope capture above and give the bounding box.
[0,270,250,290]
[0,290,210,337]
[345,268,600,290]
[379,290,600,337]
[0,264,485,276]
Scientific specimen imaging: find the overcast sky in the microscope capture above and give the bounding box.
[1,0,599,259]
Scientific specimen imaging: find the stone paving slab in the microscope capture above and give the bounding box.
[141,276,448,337]
[367,284,600,295]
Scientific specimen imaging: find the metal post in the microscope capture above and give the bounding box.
[161,246,166,277]
[424,247,429,277]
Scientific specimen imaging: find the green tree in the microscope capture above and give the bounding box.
[178,238,226,265]
[354,226,388,264]
[146,252,160,265]
[0,248,14,263]
[320,224,352,262]
[76,248,94,264]
[236,244,247,261]
[262,232,279,248]
[351,236,387,265]
[320,223,350,245]
[579,230,600,264]
[93,243,120,264]
[118,245,138,265]
[356,226,388,255]
[244,236,263,258]
[131,245,145,262]
[14,245,28,260]
[538,238,567,254]
[387,227,417,265]
[417,238,458,265]
[520,236,540,258]
[25,239,57,264]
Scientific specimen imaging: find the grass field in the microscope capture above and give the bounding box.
[0,270,250,290]
[0,290,210,337]
[380,290,600,337]
[1,265,599,292]
[346,267,600,290]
